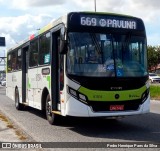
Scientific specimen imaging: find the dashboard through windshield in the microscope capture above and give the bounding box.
[67,32,147,77]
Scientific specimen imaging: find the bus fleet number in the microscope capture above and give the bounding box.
[81,17,97,26]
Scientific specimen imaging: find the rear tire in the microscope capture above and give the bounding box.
[46,94,59,125]
[15,88,24,110]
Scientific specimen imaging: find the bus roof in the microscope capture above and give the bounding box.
[82,11,135,18]
[7,15,67,52]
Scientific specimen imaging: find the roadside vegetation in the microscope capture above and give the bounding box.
[150,85,160,100]
[147,45,160,100]
[0,112,27,140]
[148,46,160,72]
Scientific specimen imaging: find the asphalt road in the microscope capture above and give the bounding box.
[0,86,160,151]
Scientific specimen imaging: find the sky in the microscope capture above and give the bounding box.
[0,0,160,62]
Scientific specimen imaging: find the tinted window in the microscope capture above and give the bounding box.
[11,51,17,71]
[16,49,22,70]
[29,39,38,67]
[67,32,147,77]
[39,32,51,65]
[7,53,12,72]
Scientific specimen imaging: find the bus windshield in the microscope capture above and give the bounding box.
[67,32,147,77]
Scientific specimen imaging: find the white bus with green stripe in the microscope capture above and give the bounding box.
[6,12,150,125]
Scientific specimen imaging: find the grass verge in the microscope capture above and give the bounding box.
[150,85,160,100]
[0,112,27,140]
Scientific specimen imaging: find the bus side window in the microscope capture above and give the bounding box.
[39,32,51,65]
[12,58,16,70]
[16,49,22,70]
[7,53,12,72]
[29,39,39,67]
[11,51,17,71]
[33,53,38,63]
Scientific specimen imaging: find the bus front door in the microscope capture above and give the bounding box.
[51,30,65,111]
[22,45,29,104]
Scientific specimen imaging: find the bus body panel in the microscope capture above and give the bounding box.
[27,66,51,110]
[65,94,150,117]
[60,91,65,115]
[14,71,22,102]
[37,66,51,91]
[27,68,37,108]
[66,97,89,116]
[6,71,22,101]
[37,66,51,110]
[65,78,150,117]
[87,97,150,117]
[142,94,150,113]
[6,73,14,100]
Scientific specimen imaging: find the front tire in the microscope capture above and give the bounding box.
[15,88,24,110]
[46,94,59,125]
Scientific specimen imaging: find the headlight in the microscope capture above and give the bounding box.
[70,89,77,97]
[79,94,87,101]
[68,86,78,98]
[67,86,88,104]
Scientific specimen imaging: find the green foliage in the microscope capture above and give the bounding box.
[147,45,160,71]
[150,85,160,100]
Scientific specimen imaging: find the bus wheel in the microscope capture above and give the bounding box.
[15,88,23,110]
[46,94,58,125]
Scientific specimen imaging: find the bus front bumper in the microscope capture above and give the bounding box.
[65,96,150,117]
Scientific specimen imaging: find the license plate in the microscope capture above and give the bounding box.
[110,105,124,111]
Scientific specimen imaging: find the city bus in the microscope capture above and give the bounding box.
[6,12,150,125]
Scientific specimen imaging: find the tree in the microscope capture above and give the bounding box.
[156,46,160,65]
[147,45,158,71]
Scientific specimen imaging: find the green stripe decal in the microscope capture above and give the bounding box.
[46,76,51,89]
[28,79,31,89]
[78,86,147,101]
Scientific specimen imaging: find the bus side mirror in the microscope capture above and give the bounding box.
[59,27,67,54]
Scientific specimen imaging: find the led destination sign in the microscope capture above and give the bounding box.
[67,13,144,31]
[80,16,137,29]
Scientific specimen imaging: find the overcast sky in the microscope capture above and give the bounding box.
[0,0,160,59]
